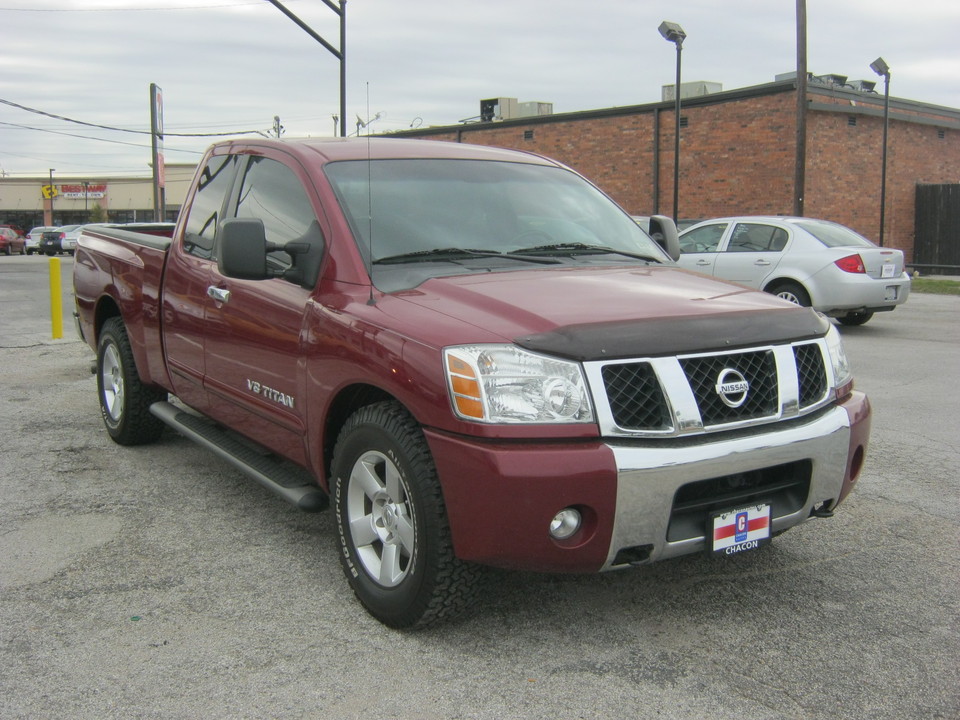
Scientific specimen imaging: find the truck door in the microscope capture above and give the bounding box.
[202,153,323,465]
[161,153,239,411]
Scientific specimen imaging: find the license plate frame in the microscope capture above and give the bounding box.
[710,503,771,556]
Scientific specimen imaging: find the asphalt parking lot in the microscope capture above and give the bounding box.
[1,254,958,719]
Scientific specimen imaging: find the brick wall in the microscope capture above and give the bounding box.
[404,85,960,260]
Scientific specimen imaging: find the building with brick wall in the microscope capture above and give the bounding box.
[394,77,960,264]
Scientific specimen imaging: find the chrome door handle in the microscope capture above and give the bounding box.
[207,286,230,303]
[696,259,711,266]
[754,260,771,266]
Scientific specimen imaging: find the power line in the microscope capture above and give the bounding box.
[0,1,267,12]
[0,120,203,154]
[0,97,266,137]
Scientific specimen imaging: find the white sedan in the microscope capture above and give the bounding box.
[677,216,911,325]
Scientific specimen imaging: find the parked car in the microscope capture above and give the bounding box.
[0,227,26,255]
[677,216,911,325]
[26,226,56,255]
[40,224,82,255]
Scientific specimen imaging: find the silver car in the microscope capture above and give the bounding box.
[677,216,911,325]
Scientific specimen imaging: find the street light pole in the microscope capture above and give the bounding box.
[266,0,346,136]
[48,168,55,225]
[659,21,686,225]
[870,57,890,247]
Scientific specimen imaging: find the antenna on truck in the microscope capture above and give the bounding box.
[365,82,376,306]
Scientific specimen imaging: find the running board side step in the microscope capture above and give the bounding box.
[150,401,328,512]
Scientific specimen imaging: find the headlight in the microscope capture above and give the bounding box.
[444,345,594,424]
[823,324,853,389]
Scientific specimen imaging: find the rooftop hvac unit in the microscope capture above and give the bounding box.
[848,79,878,93]
[661,81,722,102]
[517,101,553,118]
[479,97,518,122]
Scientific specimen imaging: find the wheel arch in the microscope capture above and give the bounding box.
[321,382,400,484]
[93,294,122,346]
[762,275,808,295]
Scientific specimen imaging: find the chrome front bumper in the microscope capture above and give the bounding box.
[602,405,854,570]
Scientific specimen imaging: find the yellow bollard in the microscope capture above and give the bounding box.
[49,257,63,339]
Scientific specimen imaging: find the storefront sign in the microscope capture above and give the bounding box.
[60,184,107,199]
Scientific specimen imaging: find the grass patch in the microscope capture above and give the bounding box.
[911,277,960,296]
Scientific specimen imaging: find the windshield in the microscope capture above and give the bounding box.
[789,219,875,248]
[324,159,666,267]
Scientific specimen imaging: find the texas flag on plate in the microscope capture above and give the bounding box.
[711,503,771,555]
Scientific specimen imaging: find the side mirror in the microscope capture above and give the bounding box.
[218,217,326,288]
[648,215,681,261]
[218,218,270,280]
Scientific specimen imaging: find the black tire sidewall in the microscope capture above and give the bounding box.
[96,318,165,445]
[97,320,131,439]
[771,281,811,307]
[332,404,444,628]
[839,311,874,326]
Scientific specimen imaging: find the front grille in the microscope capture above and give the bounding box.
[667,460,812,542]
[590,339,831,436]
[680,350,778,426]
[601,362,670,431]
[794,343,828,408]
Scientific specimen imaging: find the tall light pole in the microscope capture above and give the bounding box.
[659,21,686,224]
[48,168,55,225]
[794,0,807,216]
[870,57,890,247]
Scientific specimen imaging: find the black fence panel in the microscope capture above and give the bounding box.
[915,184,960,274]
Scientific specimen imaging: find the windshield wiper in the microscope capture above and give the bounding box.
[374,247,561,265]
[514,242,663,263]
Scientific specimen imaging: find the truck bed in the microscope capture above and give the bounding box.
[73,224,174,389]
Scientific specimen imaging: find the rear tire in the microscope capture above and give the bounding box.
[838,311,874,326]
[332,401,482,628]
[97,317,166,445]
[769,281,811,307]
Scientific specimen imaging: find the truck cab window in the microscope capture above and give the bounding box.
[182,154,237,259]
[234,157,317,270]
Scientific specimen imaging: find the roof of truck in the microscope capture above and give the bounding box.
[209,136,560,167]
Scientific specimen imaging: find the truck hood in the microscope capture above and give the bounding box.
[391,265,829,360]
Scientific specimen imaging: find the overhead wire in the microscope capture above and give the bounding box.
[0,121,204,154]
[0,97,266,137]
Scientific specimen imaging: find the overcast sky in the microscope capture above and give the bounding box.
[2,0,958,178]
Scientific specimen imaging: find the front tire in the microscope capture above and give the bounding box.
[332,401,482,628]
[97,317,166,445]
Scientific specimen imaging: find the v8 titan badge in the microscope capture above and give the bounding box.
[711,503,771,555]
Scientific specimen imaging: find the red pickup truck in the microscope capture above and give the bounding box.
[74,137,870,628]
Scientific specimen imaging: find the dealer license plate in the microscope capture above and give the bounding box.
[711,503,771,556]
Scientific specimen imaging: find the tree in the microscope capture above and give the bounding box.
[89,203,108,223]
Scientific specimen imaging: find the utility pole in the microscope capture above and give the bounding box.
[273,115,285,137]
[794,0,807,217]
[48,168,55,225]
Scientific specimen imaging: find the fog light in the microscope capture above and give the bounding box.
[549,508,582,540]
